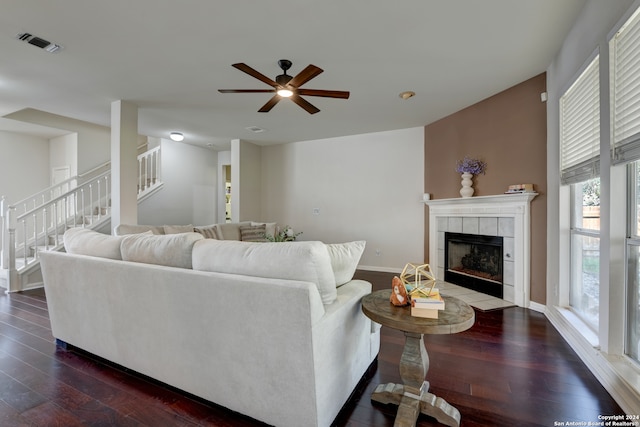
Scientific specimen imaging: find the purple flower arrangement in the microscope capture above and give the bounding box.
[455,157,487,175]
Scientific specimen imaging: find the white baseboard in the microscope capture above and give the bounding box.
[546,305,640,415]
[528,300,546,313]
[357,265,403,274]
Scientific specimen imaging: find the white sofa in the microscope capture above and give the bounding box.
[40,228,379,427]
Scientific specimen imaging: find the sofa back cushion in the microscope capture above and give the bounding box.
[114,224,165,235]
[64,228,124,260]
[325,241,366,286]
[214,221,251,240]
[192,240,337,305]
[120,232,204,269]
[163,224,194,234]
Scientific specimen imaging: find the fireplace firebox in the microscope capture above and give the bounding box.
[444,232,504,298]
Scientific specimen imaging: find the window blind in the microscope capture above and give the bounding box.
[612,6,640,165]
[560,55,600,185]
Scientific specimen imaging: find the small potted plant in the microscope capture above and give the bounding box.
[264,226,302,242]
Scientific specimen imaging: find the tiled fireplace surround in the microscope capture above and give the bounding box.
[425,193,537,308]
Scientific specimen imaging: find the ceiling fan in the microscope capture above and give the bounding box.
[218,59,350,114]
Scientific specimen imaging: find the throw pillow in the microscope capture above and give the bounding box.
[325,241,366,287]
[240,224,267,242]
[63,228,124,260]
[251,222,277,238]
[120,232,204,269]
[194,225,218,239]
[163,224,194,234]
[192,239,337,305]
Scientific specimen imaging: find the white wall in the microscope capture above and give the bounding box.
[5,109,111,173]
[261,127,424,271]
[0,131,50,203]
[49,133,78,179]
[138,139,217,226]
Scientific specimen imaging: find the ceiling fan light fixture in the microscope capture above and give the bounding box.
[169,132,184,142]
[277,88,293,98]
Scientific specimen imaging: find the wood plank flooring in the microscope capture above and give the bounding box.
[0,270,625,426]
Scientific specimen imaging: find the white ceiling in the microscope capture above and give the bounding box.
[0,0,586,150]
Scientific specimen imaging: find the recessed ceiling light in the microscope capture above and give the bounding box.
[399,91,416,100]
[169,132,184,142]
[245,126,266,133]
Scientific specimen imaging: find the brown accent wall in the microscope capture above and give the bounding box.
[424,73,547,304]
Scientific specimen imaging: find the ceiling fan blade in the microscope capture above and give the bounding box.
[232,63,279,88]
[258,95,281,113]
[291,94,320,114]
[297,89,350,99]
[287,65,323,88]
[218,89,276,93]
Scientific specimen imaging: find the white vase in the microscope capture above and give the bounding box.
[460,172,474,198]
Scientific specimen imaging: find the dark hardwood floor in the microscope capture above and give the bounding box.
[0,270,624,426]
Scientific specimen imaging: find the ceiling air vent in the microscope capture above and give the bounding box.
[15,32,62,53]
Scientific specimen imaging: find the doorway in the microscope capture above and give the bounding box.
[223,165,231,223]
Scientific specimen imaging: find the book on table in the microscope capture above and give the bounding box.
[410,288,445,318]
[410,306,441,319]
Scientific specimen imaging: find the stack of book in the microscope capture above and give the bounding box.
[410,288,445,319]
[505,183,534,194]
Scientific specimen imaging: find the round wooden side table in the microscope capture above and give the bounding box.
[361,289,475,427]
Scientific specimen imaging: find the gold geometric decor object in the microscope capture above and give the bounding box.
[400,263,437,298]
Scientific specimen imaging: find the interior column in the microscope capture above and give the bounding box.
[110,100,138,232]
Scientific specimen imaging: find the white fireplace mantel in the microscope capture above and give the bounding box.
[424,193,537,307]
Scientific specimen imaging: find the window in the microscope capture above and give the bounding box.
[561,54,600,328]
[626,162,640,362]
[613,6,640,363]
[561,55,600,185]
[570,178,600,329]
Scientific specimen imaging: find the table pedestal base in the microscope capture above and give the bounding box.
[371,381,460,427]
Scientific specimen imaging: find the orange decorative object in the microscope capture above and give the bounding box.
[390,276,409,306]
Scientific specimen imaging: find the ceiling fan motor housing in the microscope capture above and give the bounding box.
[276,74,292,86]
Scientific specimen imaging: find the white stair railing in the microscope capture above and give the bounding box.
[138,145,161,196]
[1,146,162,292]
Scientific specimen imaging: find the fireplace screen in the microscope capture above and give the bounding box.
[444,232,504,298]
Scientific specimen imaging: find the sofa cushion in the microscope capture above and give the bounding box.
[240,224,267,242]
[214,221,251,240]
[192,240,337,304]
[326,241,366,287]
[163,224,194,234]
[120,232,204,269]
[114,224,165,235]
[194,224,219,239]
[64,228,124,260]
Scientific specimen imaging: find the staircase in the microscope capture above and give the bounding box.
[0,145,162,292]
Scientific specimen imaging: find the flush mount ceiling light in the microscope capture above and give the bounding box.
[169,132,184,142]
[399,91,416,100]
